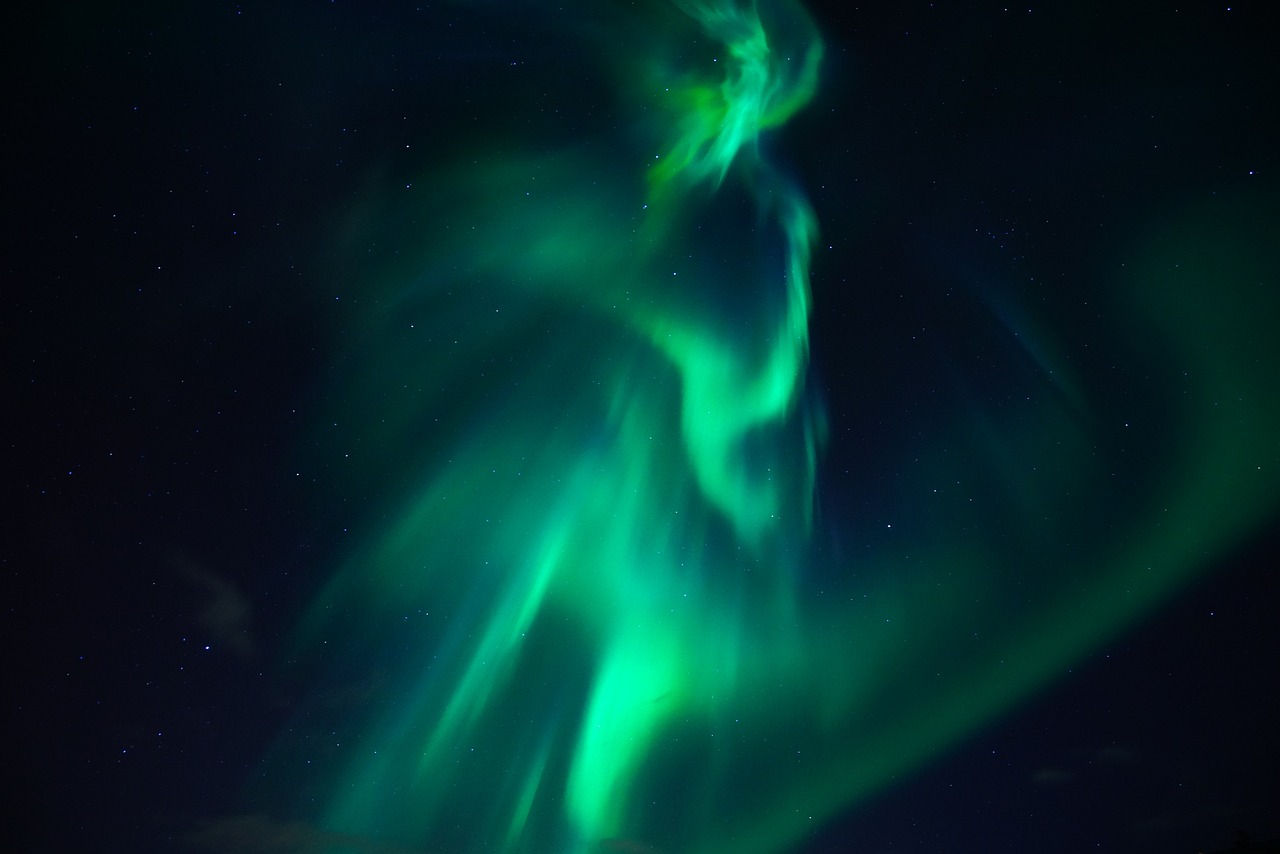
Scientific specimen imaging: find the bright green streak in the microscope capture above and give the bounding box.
[643,0,822,546]
[651,1,822,189]
[266,2,1280,852]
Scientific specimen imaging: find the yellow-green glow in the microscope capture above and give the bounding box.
[261,2,1280,852]
[650,1,823,190]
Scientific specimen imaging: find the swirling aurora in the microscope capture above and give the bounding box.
[255,2,1280,852]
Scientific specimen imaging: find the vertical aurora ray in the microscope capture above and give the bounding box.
[261,2,1280,852]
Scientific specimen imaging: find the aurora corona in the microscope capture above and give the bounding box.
[262,2,1280,852]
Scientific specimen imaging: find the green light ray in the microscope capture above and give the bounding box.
[259,2,1280,852]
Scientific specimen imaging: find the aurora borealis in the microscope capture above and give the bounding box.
[10,0,1279,851]
[280,3,836,848]
[260,1,1279,851]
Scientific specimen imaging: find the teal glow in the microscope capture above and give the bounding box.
[261,3,1280,852]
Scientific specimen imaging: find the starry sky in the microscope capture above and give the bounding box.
[7,2,1279,853]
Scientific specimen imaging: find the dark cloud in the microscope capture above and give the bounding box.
[1030,743,1136,786]
[1032,766,1076,786]
[183,813,430,854]
[1129,802,1262,840]
[174,556,256,658]
[1093,744,1137,766]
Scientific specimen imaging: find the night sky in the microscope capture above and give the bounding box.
[7,2,1279,853]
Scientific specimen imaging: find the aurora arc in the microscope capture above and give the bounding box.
[266,1,1280,852]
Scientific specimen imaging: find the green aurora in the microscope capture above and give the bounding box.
[265,1,1280,851]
